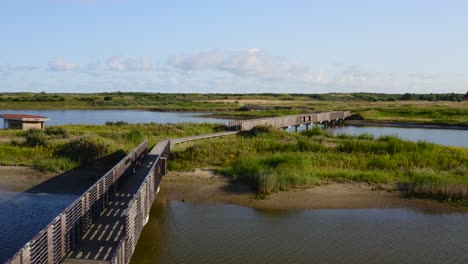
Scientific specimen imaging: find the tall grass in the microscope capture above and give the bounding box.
[170,126,468,200]
[0,122,224,172]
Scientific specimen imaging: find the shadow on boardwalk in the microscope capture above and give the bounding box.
[0,151,125,263]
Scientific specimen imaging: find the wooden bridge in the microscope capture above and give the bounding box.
[227,111,352,131]
[4,111,351,264]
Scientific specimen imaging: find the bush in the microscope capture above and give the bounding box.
[24,129,48,147]
[238,125,275,137]
[58,136,113,164]
[45,127,69,138]
[127,129,145,144]
[300,126,324,137]
[106,121,129,126]
[357,133,375,140]
[103,96,113,101]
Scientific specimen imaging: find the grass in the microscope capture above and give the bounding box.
[170,125,468,202]
[0,122,224,172]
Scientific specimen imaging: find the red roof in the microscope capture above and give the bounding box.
[0,114,49,119]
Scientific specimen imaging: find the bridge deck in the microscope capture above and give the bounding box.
[62,154,158,263]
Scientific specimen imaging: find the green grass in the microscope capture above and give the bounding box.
[170,126,468,202]
[0,122,224,172]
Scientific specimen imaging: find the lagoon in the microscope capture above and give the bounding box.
[0,110,229,127]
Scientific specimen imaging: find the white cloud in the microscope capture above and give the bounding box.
[167,48,308,81]
[48,58,77,71]
[106,56,153,72]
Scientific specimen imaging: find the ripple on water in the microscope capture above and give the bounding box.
[0,191,77,262]
[130,201,468,264]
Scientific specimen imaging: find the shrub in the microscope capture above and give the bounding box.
[106,121,129,126]
[58,136,113,164]
[127,129,145,144]
[300,126,324,137]
[24,129,48,147]
[45,127,69,138]
[238,125,274,137]
[357,133,375,140]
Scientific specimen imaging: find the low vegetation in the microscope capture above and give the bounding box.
[170,125,468,202]
[0,122,223,172]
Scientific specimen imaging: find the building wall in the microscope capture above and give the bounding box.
[4,120,44,130]
[22,122,44,130]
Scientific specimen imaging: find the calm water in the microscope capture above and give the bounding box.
[0,110,228,127]
[131,201,468,264]
[0,191,76,263]
[329,126,468,147]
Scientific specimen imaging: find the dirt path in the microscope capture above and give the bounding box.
[158,170,465,213]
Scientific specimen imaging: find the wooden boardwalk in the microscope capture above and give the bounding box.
[62,154,159,263]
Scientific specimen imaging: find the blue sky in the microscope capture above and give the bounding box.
[1,0,467,93]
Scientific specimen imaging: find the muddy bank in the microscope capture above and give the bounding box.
[0,159,117,195]
[345,120,468,130]
[158,170,465,213]
[0,166,55,192]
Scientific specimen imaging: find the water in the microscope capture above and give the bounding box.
[329,126,468,147]
[0,191,77,262]
[0,110,228,127]
[131,201,468,264]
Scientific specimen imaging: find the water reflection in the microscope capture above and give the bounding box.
[131,200,468,264]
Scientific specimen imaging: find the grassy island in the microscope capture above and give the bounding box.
[170,125,468,203]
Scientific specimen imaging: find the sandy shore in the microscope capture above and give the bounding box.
[158,170,466,213]
[0,166,56,192]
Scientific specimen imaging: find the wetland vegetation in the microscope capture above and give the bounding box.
[0,123,222,172]
[170,125,468,203]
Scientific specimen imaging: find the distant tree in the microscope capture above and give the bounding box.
[464,91,468,99]
[103,96,113,101]
[401,93,415,100]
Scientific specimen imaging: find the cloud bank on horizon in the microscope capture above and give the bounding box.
[0,0,467,94]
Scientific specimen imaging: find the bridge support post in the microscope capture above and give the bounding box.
[19,245,31,263]
[294,125,298,132]
[161,157,167,175]
[306,124,309,130]
[47,224,54,264]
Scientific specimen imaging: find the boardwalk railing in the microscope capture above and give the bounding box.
[110,140,171,264]
[227,111,352,131]
[5,140,149,264]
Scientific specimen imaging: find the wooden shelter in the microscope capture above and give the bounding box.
[0,114,50,130]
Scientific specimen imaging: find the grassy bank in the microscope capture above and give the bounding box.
[170,126,468,202]
[0,123,223,172]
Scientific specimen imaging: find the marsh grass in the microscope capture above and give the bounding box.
[170,126,468,201]
[0,122,223,172]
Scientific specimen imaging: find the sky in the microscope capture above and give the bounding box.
[0,0,467,94]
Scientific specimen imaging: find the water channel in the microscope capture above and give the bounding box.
[0,110,230,126]
[0,110,467,263]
